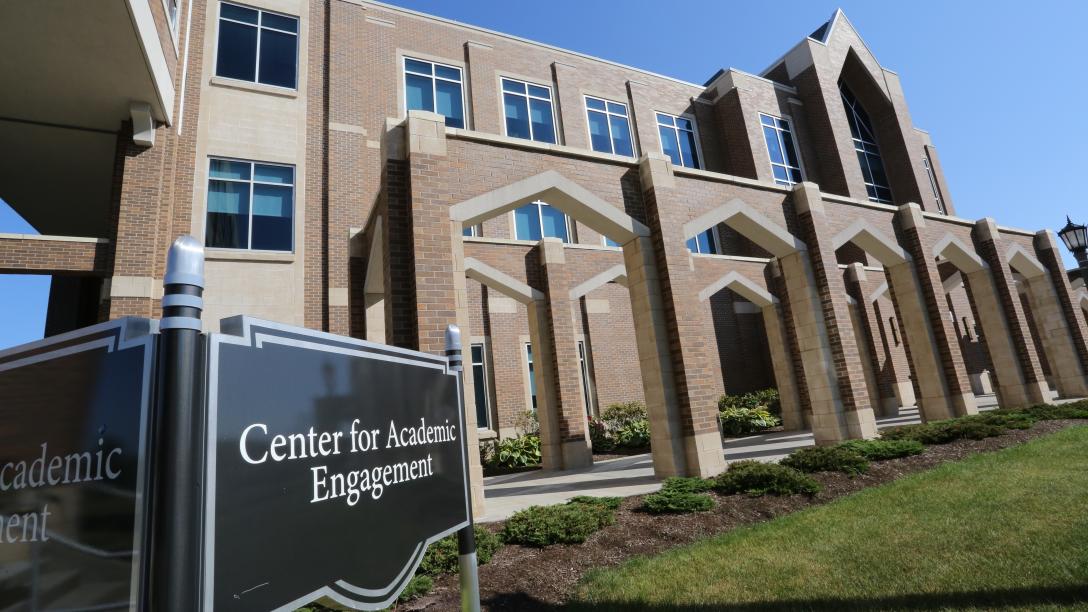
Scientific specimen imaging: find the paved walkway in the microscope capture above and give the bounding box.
[480,395,1009,522]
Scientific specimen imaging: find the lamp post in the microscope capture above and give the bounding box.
[1058,216,1088,287]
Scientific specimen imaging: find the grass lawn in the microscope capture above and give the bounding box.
[572,425,1088,611]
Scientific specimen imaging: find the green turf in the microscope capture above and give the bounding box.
[572,425,1088,611]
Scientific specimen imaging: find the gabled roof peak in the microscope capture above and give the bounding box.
[808,8,846,44]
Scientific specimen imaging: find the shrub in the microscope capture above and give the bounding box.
[589,417,614,452]
[993,403,1088,422]
[782,446,869,475]
[613,419,651,449]
[398,574,433,601]
[660,476,714,494]
[418,526,503,577]
[713,460,820,497]
[881,419,1007,445]
[601,401,648,431]
[641,489,714,514]
[569,495,623,511]
[837,439,924,461]
[514,409,540,436]
[719,407,781,436]
[481,434,541,469]
[718,388,781,414]
[501,499,617,547]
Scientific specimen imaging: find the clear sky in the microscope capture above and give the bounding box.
[2,1,1085,348]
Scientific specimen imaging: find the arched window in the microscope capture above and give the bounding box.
[840,84,892,203]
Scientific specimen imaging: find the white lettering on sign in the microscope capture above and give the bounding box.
[235,418,460,507]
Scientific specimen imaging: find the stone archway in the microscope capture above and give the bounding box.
[832,219,977,421]
[932,233,1050,407]
[451,170,722,478]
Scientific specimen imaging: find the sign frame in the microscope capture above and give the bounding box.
[0,317,156,611]
[201,316,472,611]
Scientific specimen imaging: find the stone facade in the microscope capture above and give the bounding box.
[11,4,1088,517]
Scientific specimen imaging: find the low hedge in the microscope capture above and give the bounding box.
[837,439,924,461]
[713,460,820,497]
[502,497,617,547]
[642,489,714,514]
[419,525,503,577]
[881,419,1006,445]
[781,446,869,476]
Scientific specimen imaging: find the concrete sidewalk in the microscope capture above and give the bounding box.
[479,395,1012,522]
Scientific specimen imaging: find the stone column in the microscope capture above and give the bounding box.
[761,302,804,431]
[633,154,726,478]
[768,260,813,428]
[536,238,593,469]
[1021,251,1088,398]
[1035,231,1088,385]
[972,219,1052,403]
[895,204,978,418]
[961,266,1047,407]
[788,182,878,441]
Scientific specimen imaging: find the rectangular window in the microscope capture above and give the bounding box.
[462,224,481,237]
[513,201,571,243]
[166,0,180,37]
[215,2,298,89]
[922,156,946,215]
[585,96,634,157]
[502,78,556,144]
[577,340,594,417]
[759,114,804,186]
[656,112,700,169]
[686,228,718,255]
[525,343,537,412]
[404,57,465,128]
[471,343,491,430]
[205,158,294,252]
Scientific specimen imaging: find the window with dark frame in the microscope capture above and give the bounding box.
[760,113,804,186]
[215,2,298,89]
[656,112,700,169]
[525,343,537,412]
[922,155,946,214]
[840,83,892,203]
[205,158,294,252]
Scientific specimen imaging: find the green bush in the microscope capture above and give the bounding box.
[993,403,1088,422]
[613,419,651,448]
[782,446,869,475]
[719,389,781,414]
[837,439,925,461]
[568,495,623,511]
[881,419,1007,445]
[481,434,541,469]
[713,460,820,496]
[660,476,714,494]
[418,526,503,577]
[398,574,433,601]
[641,489,714,514]
[719,407,781,436]
[601,401,648,430]
[589,417,614,452]
[501,499,617,547]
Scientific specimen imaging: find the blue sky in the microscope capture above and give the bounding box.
[2,1,1085,348]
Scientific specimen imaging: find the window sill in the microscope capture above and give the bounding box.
[205,248,296,263]
[477,429,499,440]
[209,76,298,98]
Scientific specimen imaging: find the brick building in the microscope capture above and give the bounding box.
[3,2,1088,513]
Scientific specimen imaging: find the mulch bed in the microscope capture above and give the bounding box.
[405,419,1086,611]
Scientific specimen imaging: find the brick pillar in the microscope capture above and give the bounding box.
[972,219,1051,402]
[402,111,485,515]
[552,61,586,149]
[107,125,172,319]
[845,264,897,415]
[761,301,804,431]
[788,182,878,441]
[847,297,883,418]
[465,41,499,134]
[535,239,593,469]
[1035,231,1088,386]
[895,204,978,418]
[634,153,725,478]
